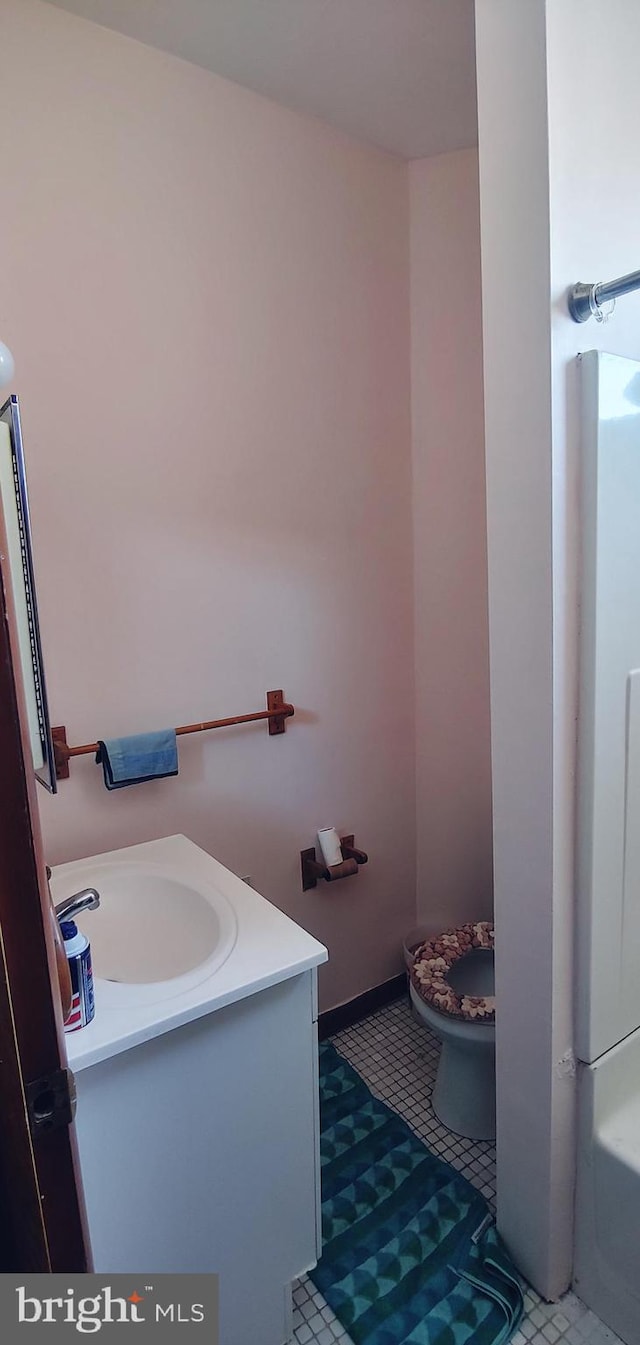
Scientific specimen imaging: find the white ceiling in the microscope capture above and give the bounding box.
[43,0,477,160]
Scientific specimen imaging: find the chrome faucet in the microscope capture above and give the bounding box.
[54,887,101,923]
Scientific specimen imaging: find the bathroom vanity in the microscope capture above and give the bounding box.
[51,836,328,1345]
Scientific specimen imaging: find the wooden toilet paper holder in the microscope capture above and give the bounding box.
[300,835,368,892]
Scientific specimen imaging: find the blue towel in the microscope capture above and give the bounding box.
[95,729,178,790]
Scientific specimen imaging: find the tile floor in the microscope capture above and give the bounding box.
[290,995,623,1345]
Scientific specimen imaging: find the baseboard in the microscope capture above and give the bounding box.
[318,973,407,1041]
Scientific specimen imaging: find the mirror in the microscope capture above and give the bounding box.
[0,395,57,792]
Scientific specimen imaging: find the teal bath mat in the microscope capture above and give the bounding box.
[310,1043,524,1345]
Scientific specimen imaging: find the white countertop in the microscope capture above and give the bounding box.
[56,834,327,1072]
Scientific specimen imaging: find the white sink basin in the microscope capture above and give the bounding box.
[55,835,327,1071]
[50,850,237,1002]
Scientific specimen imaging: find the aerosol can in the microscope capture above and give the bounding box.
[60,919,95,1032]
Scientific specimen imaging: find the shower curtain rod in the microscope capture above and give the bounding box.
[568,267,640,322]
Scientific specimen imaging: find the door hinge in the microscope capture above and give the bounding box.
[26,1067,75,1137]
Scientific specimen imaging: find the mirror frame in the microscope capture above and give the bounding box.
[0,395,57,792]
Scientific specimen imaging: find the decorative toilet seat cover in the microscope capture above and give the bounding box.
[411,921,495,1023]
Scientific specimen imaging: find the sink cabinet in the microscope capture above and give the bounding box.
[57,835,327,1344]
[73,968,321,1345]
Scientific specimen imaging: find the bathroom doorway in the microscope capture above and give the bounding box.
[0,533,89,1271]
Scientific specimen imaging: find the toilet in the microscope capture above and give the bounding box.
[409,921,496,1143]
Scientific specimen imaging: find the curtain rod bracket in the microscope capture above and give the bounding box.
[568,268,640,322]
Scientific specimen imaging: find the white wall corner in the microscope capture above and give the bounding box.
[475,0,575,1300]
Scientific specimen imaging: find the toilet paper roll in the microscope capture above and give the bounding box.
[324,857,358,882]
[317,827,343,868]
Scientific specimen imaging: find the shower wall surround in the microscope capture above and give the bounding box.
[576,351,640,1063]
[574,349,640,1342]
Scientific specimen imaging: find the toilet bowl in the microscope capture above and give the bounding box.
[409,922,496,1143]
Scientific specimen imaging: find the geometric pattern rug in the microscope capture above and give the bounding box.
[309,1042,524,1345]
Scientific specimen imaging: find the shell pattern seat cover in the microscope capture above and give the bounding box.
[411,921,495,1023]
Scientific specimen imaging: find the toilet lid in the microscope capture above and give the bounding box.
[411,921,495,1022]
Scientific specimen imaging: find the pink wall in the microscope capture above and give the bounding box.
[410,150,492,936]
[1,0,416,1011]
